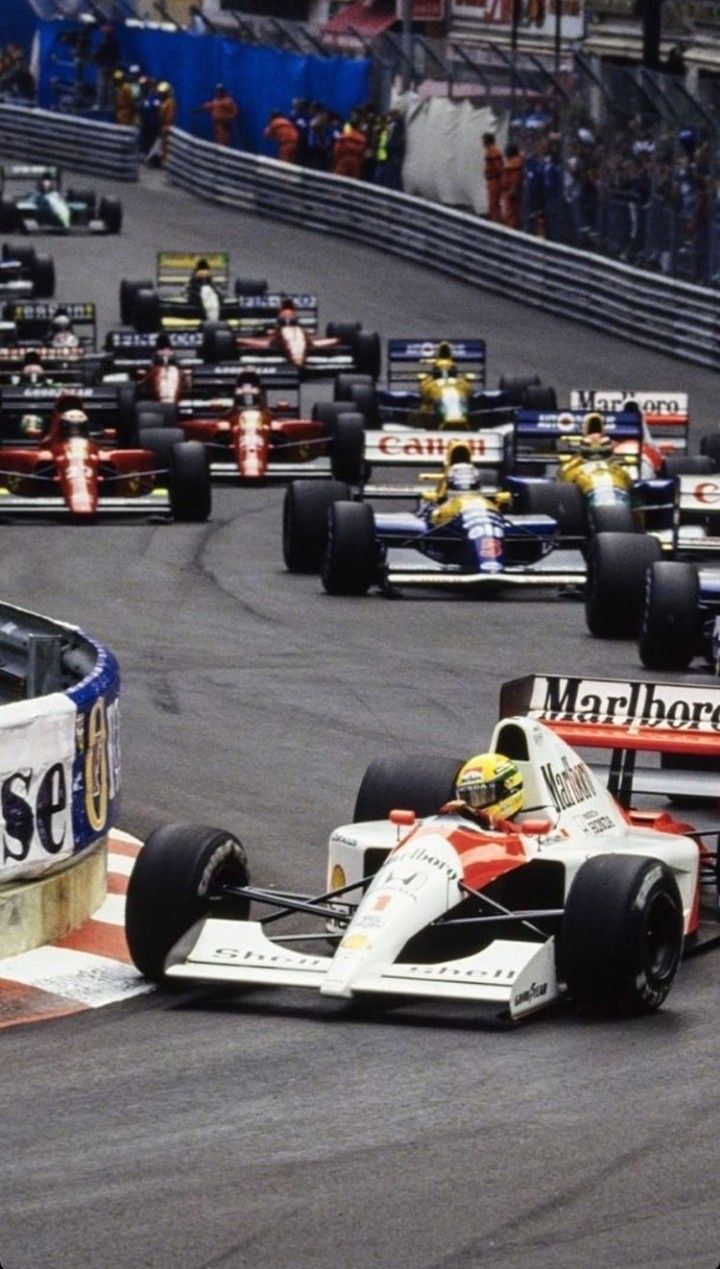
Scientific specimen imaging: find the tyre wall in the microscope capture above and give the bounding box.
[0,601,121,891]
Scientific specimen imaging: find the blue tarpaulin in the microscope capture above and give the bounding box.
[37,20,370,154]
[0,0,37,54]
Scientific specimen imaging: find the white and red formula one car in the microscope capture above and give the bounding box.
[125,674,720,1022]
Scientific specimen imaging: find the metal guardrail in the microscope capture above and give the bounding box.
[0,103,139,180]
[166,127,720,371]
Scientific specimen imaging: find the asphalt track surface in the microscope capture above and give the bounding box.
[2,170,720,1269]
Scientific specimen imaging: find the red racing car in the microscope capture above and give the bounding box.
[158,369,365,484]
[0,393,210,521]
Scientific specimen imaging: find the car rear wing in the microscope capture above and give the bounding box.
[512,408,644,467]
[387,338,486,388]
[156,251,230,291]
[104,327,205,367]
[234,292,318,333]
[0,383,132,438]
[0,344,107,384]
[500,673,720,804]
[0,163,61,189]
[570,390,689,451]
[190,362,299,400]
[3,300,97,349]
[364,426,507,470]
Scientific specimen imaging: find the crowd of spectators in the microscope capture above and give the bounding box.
[0,44,35,102]
[263,100,405,187]
[491,101,719,283]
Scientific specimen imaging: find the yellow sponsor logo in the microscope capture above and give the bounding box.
[84,697,109,832]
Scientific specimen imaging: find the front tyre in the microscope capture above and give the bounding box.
[282,478,350,573]
[639,560,699,670]
[169,441,211,522]
[585,531,661,637]
[125,824,250,983]
[559,854,684,1015]
[322,501,377,596]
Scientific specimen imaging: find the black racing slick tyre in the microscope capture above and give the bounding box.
[125,824,250,983]
[521,384,558,411]
[137,402,178,430]
[233,277,268,295]
[498,373,541,406]
[169,441,211,522]
[325,321,362,341]
[559,854,684,1015]
[322,501,377,596]
[329,413,365,485]
[351,331,381,380]
[0,201,19,233]
[515,480,586,536]
[283,479,350,573]
[639,561,699,671]
[311,401,357,429]
[663,454,715,477]
[201,321,236,364]
[99,195,123,234]
[142,426,186,469]
[589,502,636,535]
[334,373,374,402]
[348,383,380,428]
[32,255,55,298]
[120,278,152,325]
[354,754,464,823]
[700,433,720,467]
[134,287,162,334]
[585,531,662,638]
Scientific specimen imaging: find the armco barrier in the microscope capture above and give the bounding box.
[0,103,138,180]
[167,128,720,371]
[0,601,121,954]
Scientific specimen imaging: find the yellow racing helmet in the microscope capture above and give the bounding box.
[455,753,523,821]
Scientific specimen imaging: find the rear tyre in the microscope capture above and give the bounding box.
[201,321,236,363]
[0,202,18,233]
[522,384,557,411]
[169,441,211,522]
[125,824,250,983]
[559,854,683,1015]
[137,402,178,430]
[99,195,123,233]
[133,287,162,334]
[329,413,365,485]
[663,454,715,477]
[354,754,463,822]
[351,331,381,379]
[311,401,357,429]
[326,321,362,341]
[585,531,662,637]
[639,561,699,670]
[322,501,377,596]
[282,478,350,572]
[334,373,373,402]
[515,480,586,535]
[700,433,720,466]
[348,383,380,428]
[120,278,152,325]
[32,255,55,298]
[233,277,268,295]
[142,426,186,468]
[498,373,541,406]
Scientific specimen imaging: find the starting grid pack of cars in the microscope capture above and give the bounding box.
[6,189,720,1023]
